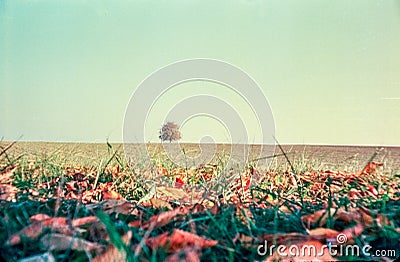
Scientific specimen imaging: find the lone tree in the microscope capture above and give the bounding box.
[159,122,182,142]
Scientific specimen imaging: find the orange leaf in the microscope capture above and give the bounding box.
[157,165,168,176]
[165,247,201,262]
[87,200,135,215]
[6,217,74,246]
[144,232,169,249]
[335,210,360,224]
[0,165,17,183]
[307,227,339,239]
[150,197,173,210]
[129,206,189,229]
[339,224,364,244]
[29,214,52,222]
[102,190,124,200]
[357,207,374,226]
[41,217,69,227]
[359,161,383,175]
[145,229,217,253]
[71,216,99,227]
[66,191,80,200]
[127,220,141,227]
[6,222,45,246]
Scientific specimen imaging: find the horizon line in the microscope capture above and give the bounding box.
[1,140,399,148]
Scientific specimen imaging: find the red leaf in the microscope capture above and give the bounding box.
[175,177,184,188]
[6,217,70,246]
[144,229,217,253]
[71,216,99,227]
[359,161,383,175]
[367,184,378,196]
[128,206,189,229]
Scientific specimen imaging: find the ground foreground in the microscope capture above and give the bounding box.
[0,142,399,261]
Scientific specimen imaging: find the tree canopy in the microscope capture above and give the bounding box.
[159,122,182,142]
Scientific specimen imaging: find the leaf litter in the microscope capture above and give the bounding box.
[0,142,399,261]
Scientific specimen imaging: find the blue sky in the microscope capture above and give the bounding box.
[1,0,399,145]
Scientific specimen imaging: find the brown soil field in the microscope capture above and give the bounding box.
[2,142,399,172]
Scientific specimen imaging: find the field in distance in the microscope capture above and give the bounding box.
[2,141,400,171]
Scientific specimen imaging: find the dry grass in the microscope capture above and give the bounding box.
[0,142,399,261]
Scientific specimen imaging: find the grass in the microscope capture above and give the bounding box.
[0,141,399,261]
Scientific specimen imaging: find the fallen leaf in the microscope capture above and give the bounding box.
[278,205,293,214]
[233,233,256,249]
[71,216,99,227]
[29,214,52,222]
[259,233,310,246]
[6,222,47,246]
[236,205,254,227]
[359,161,383,175]
[357,206,386,227]
[137,184,156,205]
[102,190,124,200]
[340,224,364,241]
[18,252,55,262]
[165,247,201,262]
[367,184,378,196]
[157,187,188,199]
[0,165,17,183]
[65,181,77,192]
[335,210,360,224]
[348,188,361,199]
[93,231,132,262]
[144,229,218,253]
[86,200,135,215]
[29,189,40,197]
[157,165,168,176]
[175,177,185,188]
[40,233,104,252]
[305,223,364,247]
[129,206,189,229]
[307,227,340,243]
[104,165,120,177]
[301,208,341,228]
[150,197,173,210]
[0,184,18,201]
[6,217,75,246]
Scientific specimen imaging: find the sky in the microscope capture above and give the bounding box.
[1,0,399,146]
